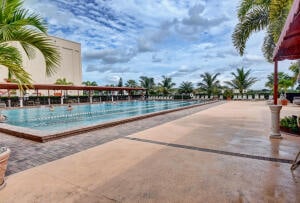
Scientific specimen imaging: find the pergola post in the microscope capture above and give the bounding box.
[60,90,64,105]
[7,89,11,108]
[269,60,282,139]
[48,90,51,105]
[89,90,93,104]
[19,91,23,107]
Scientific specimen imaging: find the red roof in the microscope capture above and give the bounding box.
[0,83,145,91]
[273,0,300,61]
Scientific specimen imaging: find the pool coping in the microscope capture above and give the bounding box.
[0,100,220,142]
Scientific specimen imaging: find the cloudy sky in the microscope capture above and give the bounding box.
[25,0,292,89]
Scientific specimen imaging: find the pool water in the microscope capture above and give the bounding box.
[1,100,201,132]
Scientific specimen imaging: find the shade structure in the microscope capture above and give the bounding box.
[0,83,145,92]
[273,0,300,61]
[272,0,300,105]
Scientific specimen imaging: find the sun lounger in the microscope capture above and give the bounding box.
[293,97,300,105]
[0,102,6,108]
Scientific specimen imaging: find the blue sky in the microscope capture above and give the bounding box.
[25,0,292,89]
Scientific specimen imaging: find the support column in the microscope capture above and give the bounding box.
[48,90,51,105]
[274,60,278,105]
[89,90,92,104]
[61,97,64,105]
[77,90,80,103]
[19,97,23,107]
[7,90,11,108]
[269,105,282,139]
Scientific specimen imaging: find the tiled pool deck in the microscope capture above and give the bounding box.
[1,101,222,175]
[0,101,300,202]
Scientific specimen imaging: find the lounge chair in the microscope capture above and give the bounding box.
[0,102,6,108]
[293,97,300,105]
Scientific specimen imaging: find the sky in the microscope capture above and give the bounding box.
[24,0,293,89]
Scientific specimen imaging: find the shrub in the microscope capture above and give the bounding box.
[280,116,299,133]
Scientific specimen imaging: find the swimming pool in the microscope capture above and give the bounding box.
[0,100,202,134]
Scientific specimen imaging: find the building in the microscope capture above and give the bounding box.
[0,36,82,95]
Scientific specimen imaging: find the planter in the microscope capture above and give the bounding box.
[0,147,11,190]
[280,126,300,136]
[226,97,231,101]
[281,99,288,106]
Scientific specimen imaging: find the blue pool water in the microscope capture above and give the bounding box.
[0,100,201,132]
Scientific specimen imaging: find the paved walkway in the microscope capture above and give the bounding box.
[0,101,300,202]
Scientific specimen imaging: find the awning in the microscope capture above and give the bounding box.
[273,0,300,61]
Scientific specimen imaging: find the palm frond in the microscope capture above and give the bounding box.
[232,5,269,55]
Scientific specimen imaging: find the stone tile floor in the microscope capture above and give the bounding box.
[1,101,223,175]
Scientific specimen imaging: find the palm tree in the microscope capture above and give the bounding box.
[198,72,220,97]
[0,44,31,88]
[288,61,300,86]
[82,81,98,86]
[55,78,73,85]
[178,81,194,94]
[232,0,292,62]
[125,80,138,88]
[0,0,60,84]
[225,67,257,94]
[139,76,155,97]
[158,75,176,95]
[265,72,293,94]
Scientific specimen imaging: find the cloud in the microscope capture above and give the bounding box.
[83,48,137,64]
[152,54,163,63]
[86,64,135,73]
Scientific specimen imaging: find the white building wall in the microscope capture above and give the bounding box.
[0,36,82,96]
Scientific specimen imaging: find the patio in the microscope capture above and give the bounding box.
[0,101,299,202]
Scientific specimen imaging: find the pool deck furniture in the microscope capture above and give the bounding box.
[0,101,299,202]
[293,96,300,105]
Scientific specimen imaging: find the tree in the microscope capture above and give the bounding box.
[82,81,98,86]
[232,0,292,62]
[55,78,73,85]
[265,72,293,94]
[288,61,300,86]
[158,75,176,95]
[198,72,220,97]
[178,81,194,94]
[125,80,138,88]
[139,76,155,97]
[0,44,31,88]
[117,77,123,87]
[225,67,257,94]
[0,0,60,85]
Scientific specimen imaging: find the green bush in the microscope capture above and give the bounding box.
[280,116,299,133]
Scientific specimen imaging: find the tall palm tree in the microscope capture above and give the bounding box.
[225,67,257,94]
[178,81,194,94]
[125,80,138,88]
[139,76,155,97]
[265,72,293,93]
[198,72,220,97]
[0,0,60,83]
[158,75,176,95]
[232,0,292,62]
